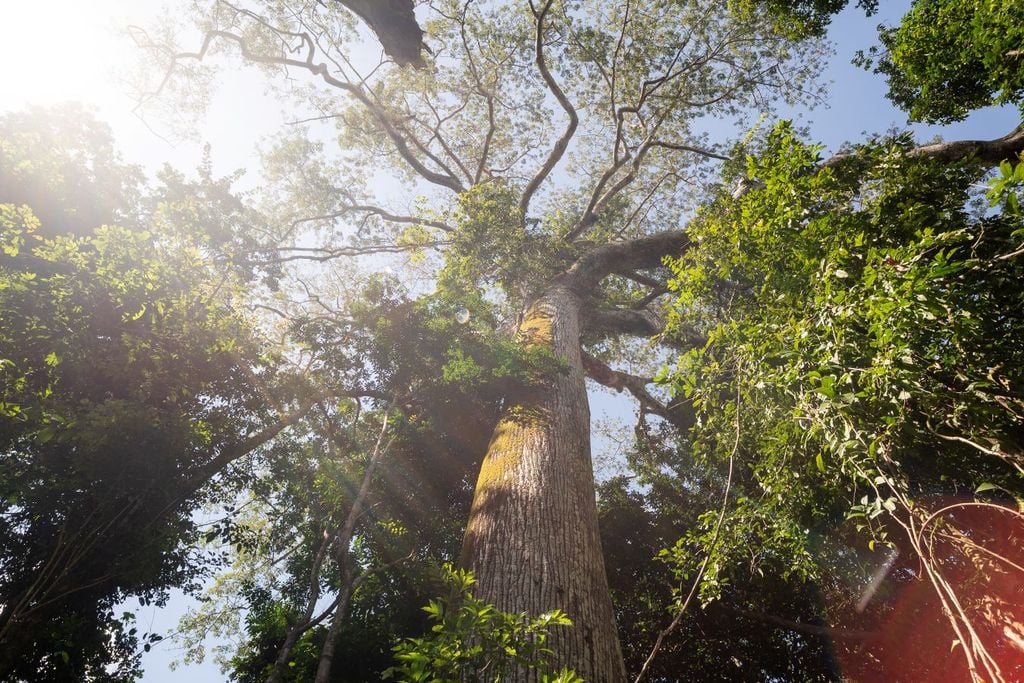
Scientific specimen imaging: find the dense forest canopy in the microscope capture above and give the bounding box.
[1,0,1023,681]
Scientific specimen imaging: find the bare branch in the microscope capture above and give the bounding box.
[250,241,448,266]
[648,140,731,161]
[405,103,474,184]
[142,29,465,193]
[290,203,453,233]
[581,352,694,433]
[519,0,580,219]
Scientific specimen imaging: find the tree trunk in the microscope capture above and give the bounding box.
[312,411,393,683]
[313,565,356,683]
[461,284,626,682]
[265,532,330,683]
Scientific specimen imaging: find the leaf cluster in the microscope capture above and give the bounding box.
[662,120,1024,637]
[856,0,1024,123]
[0,106,275,681]
[384,565,582,683]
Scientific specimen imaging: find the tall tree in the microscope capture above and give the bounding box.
[137,2,827,677]
[133,1,1024,679]
[0,107,369,680]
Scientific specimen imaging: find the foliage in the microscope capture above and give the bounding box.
[855,0,1024,122]
[439,181,559,301]
[180,404,478,682]
[597,441,841,682]
[384,565,582,683]
[5,0,1019,680]
[0,107,274,680]
[0,104,143,237]
[172,274,558,680]
[663,121,1024,677]
[730,0,877,40]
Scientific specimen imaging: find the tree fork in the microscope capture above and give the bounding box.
[461,285,627,682]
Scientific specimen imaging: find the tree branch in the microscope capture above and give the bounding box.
[907,124,1024,164]
[723,607,878,642]
[519,0,579,219]
[334,0,428,69]
[251,241,448,265]
[584,305,705,350]
[292,202,453,233]
[581,352,694,433]
[824,125,1024,168]
[584,306,663,338]
[192,388,387,488]
[141,29,465,193]
[562,229,691,292]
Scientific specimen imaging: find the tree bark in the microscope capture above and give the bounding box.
[312,565,356,683]
[313,412,394,683]
[336,0,428,68]
[461,284,627,682]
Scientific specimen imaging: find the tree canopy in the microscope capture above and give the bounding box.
[2,0,1024,681]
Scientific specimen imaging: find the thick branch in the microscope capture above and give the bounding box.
[584,306,663,338]
[584,305,705,350]
[908,124,1024,164]
[617,270,674,308]
[581,352,694,433]
[824,125,1024,168]
[619,270,666,290]
[334,1,428,68]
[562,229,691,292]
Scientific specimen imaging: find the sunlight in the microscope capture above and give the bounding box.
[0,1,136,109]
[0,1,288,180]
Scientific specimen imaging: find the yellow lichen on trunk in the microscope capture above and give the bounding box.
[474,416,533,489]
[472,306,556,491]
[461,285,627,682]
[520,308,555,348]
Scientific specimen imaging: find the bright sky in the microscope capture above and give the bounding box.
[0,1,286,179]
[1,1,1020,681]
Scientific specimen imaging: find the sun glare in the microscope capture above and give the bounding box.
[0,1,140,110]
[1,1,289,177]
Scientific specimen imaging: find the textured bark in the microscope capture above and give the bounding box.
[461,285,626,682]
[822,124,1024,168]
